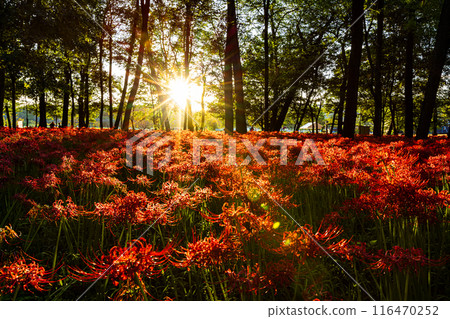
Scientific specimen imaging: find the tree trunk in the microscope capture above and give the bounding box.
[115,0,138,129]
[184,2,194,131]
[0,68,4,127]
[337,35,348,135]
[404,13,415,138]
[79,70,86,128]
[5,102,11,128]
[272,87,297,131]
[122,0,150,130]
[11,73,16,129]
[39,91,46,128]
[99,32,105,129]
[108,33,114,128]
[69,66,75,127]
[201,73,206,130]
[62,65,70,128]
[224,0,246,134]
[342,0,364,138]
[416,0,450,139]
[433,106,438,135]
[263,0,270,131]
[224,0,235,134]
[373,0,384,137]
[84,56,90,127]
[232,26,247,132]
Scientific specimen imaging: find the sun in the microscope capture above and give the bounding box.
[168,79,190,107]
[167,78,204,112]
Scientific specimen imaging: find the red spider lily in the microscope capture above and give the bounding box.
[127,174,155,188]
[275,229,310,258]
[24,172,61,192]
[155,182,214,209]
[70,238,174,287]
[371,246,445,273]
[174,229,242,269]
[225,263,270,295]
[0,225,19,245]
[325,240,372,262]
[264,260,296,290]
[205,203,280,240]
[0,255,54,294]
[73,149,124,188]
[91,191,176,226]
[27,197,81,222]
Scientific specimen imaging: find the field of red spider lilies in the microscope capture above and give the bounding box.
[1,128,450,301]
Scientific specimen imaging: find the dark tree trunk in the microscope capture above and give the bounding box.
[5,102,11,128]
[263,0,270,131]
[201,73,206,130]
[69,66,75,127]
[122,0,150,130]
[433,106,438,135]
[39,91,46,128]
[416,0,450,139]
[373,0,384,137]
[336,74,347,135]
[337,34,348,135]
[342,0,364,138]
[99,32,105,129]
[295,105,308,131]
[184,2,194,131]
[84,56,90,128]
[272,87,297,131]
[0,68,4,127]
[224,0,234,134]
[108,33,113,128]
[233,39,247,132]
[62,65,70,128]
[224,57,233,133]
[78,70,86,128]
[224,0,246,134]
[115,0,138,129]
[11,73,16,129]
[404,13,415,138]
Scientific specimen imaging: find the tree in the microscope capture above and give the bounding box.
[0,69,4,127]
[224,0,247,134]
[373,0,384,137]
[404,7,415,138]
[263,0,270,131]
[343,0,365,138]
[115,0,139,129]
[122,0,150,130]
[416,0,450,139]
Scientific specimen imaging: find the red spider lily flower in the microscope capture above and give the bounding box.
[24,172,61,192]
[155,182,214,209]
[275,229,310,258]
[225,263,271,295]
[27,197,81,222]
[127,174,155,188]
[92,191,176,226]
[206,203,280,241]
[264,260,296,291]
[0,225,19,245]
[174,230,242,269]
[325,239,369,262]
[0,255,54,294]
[70,238,174,287]
[73,149,124,189]
[371,246,445,273]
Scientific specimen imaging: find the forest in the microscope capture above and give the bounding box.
[1,0,450,303]
[0,0,449,139]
